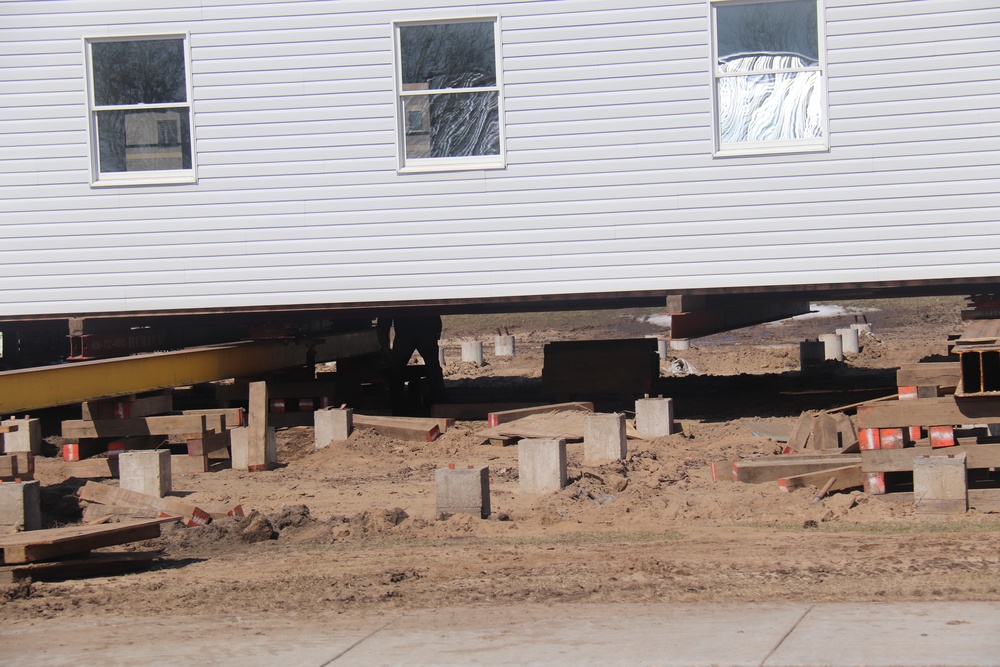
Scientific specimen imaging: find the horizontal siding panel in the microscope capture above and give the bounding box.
[1,0,999,318]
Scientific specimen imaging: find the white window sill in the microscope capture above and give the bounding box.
[398,157,506,175]
[714,141,829,158]
[90,172,197,188]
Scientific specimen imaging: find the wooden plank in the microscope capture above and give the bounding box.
[0,550,163,584]
[186,429,231,458]
[431,402,545,421]
[61,415,208,439]
[352,414,441,442]
[64,457,119,478]
[861,443,1000,473]
[247,381,269,469]
[0,518,176,565]
[857,396,1000,429]
[182,408,245,428]
[896,362,961,390]
[171,454,208,475]
[79,481,211,527]
[487,401,594,427]
[82,394,173,421]
[733,456,863,484]
[0,454,16,477]
[777,464,863,493]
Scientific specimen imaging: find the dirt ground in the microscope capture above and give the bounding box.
[6,294,1000,622]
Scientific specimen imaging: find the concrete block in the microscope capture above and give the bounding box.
[913,453,967,514]
[584,413,627,466]
[0,480,41,532]
[119,450,172,498]
[836,327,860,355]
[635,398,675,438]
[518,438,567,494]
[315,407,353,450]
[461,341,484,366]
[231,426,276,471]
[818,333,843,361]
[799,340,825,371]
[494,334,516,357]
[435,465,490,519]
[1,418,42,455]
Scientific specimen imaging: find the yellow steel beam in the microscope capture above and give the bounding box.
[0,329,378,415]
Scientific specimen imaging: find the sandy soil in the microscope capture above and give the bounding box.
[6,295,1000,622]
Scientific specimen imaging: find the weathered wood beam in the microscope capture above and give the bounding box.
[896,362,960,391]
[733,456,862,484]
[857,396,1000,429]
[861,443,1000,473]
[777,464,863,493]
[0,517,177,565]
[61,415,207,439]
[352,414,441,442]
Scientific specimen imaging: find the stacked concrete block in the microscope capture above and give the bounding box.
[518,438,567,494]
[635,398,675,438]
[435,465,490,519]
[1,417,42,455]
[0,480,41,532]
[315,407,353,450]
[913,453,967,514]
[818,333,844,361]
[584,413,627,466]
[836,327,860,355]
[119,450,172,498]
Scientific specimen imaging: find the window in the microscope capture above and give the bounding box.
[85,35,195,185]
[711,0,827,156]
[394,18,504,172]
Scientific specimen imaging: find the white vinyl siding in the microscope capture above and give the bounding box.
[0,0,998,317]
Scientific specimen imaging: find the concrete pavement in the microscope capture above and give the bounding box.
[3,602,1000,666]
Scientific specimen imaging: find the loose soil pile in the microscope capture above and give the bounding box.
[6,295,1000,622]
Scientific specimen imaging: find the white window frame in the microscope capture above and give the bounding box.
[709,0,829,157]
[84,33,197,187]
[392,16,506,173]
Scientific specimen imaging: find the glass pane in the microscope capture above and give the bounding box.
[717,0,818,65]
[717,69,821,143]
[400,22,496,90]
[97,108,192,173]
[92,39,187,106]
[404,92,499,160]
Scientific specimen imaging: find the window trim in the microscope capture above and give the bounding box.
[392,15,506,173]
[83,33,198,187]
[709,0,829,158]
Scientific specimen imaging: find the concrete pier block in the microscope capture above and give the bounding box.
[836,327,860,355]
[231,426,277,471]
[670,338,691,351]
[461,341,484,366]
[494,334,516,357]
[799,340,825,371]
[635,398,675,438]
[438,347,446,367]
[518,438,567,494]
[1,418,42,455]
[851,322,873,335]
[315,407,353,450]
[584,413,627,466]
[913,453,967,514]
[119,450,172,498]
[818,333,843,361]
[435,465,490,519]
[0,480,41,532]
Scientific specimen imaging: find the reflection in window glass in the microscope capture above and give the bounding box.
[713,0,824,150]
[97,109,192,173]
[397,19,502,168]
[92,40,187,106]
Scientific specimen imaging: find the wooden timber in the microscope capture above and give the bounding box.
[0,550,162,584]
[896,363,961,392]
[0,517,176,565]
[861,443,1000,473]
[777,465,863,493]
[82,394,173,421]
[733,456,863,484]
[62,415,208,439]
[79,481,211,526]
[857,396,1000,429]
[487,401,594,427]
[352,414,441,442]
